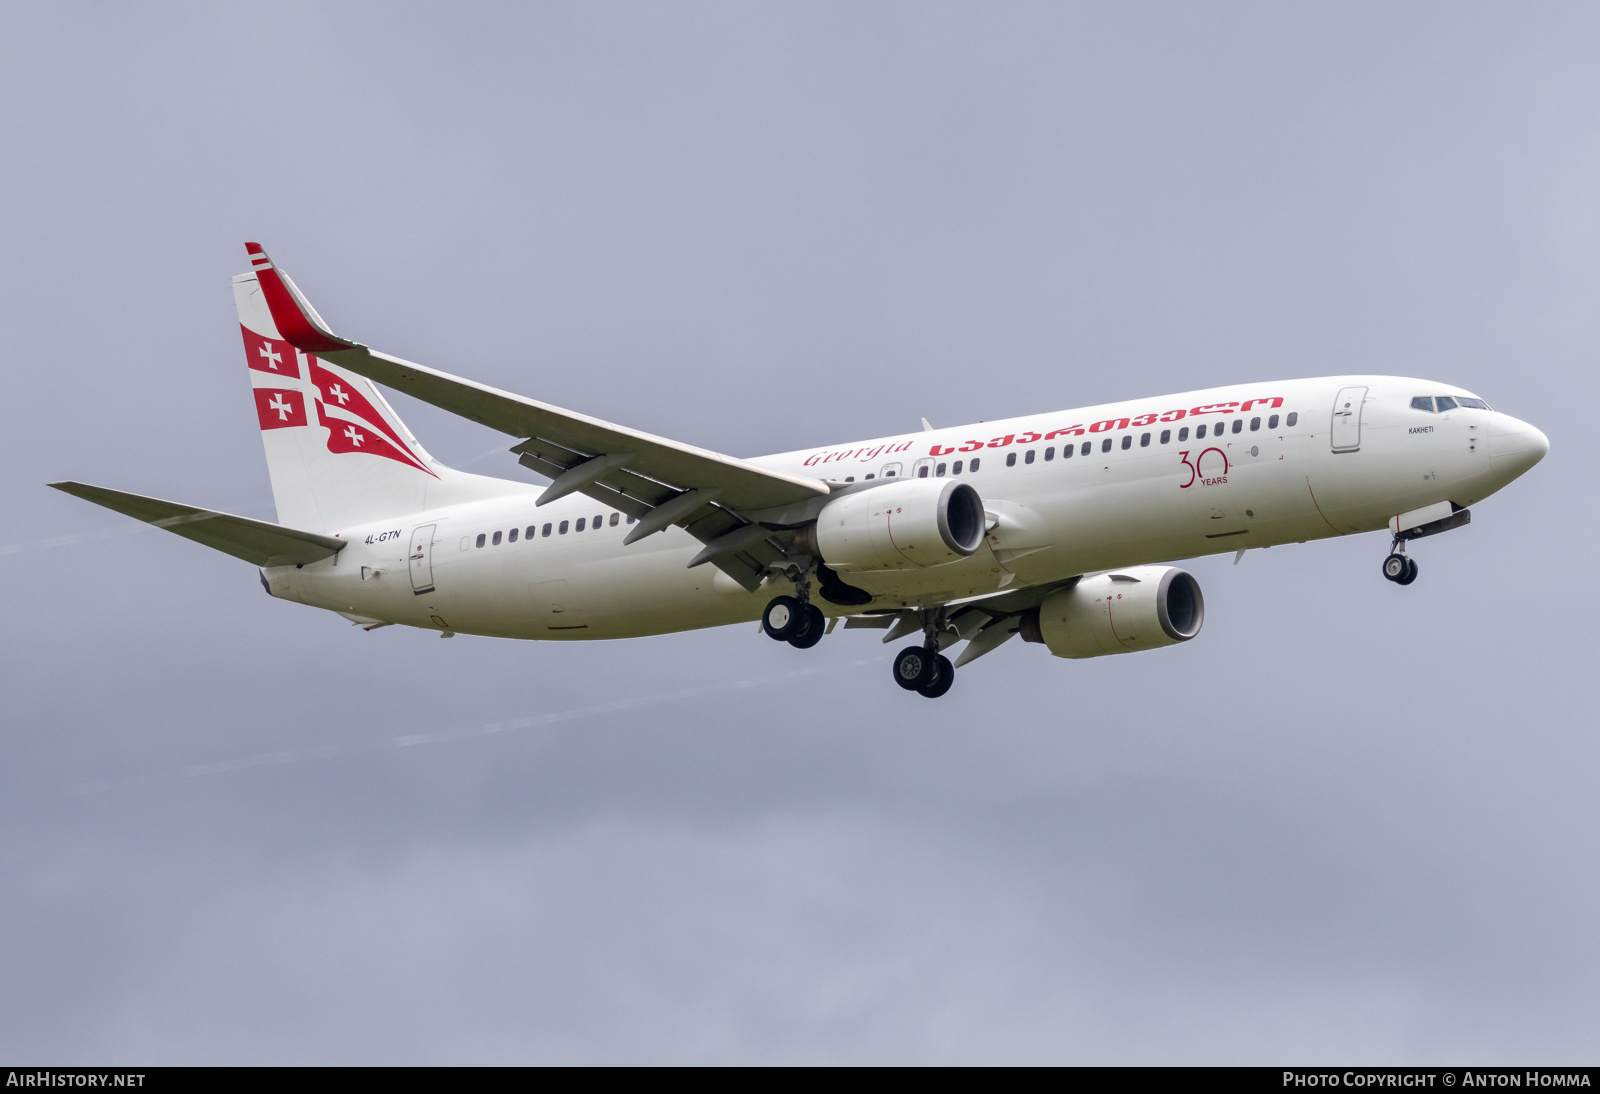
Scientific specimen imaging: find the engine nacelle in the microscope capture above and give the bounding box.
[1020,565,1204,658]
[808,478,987,572]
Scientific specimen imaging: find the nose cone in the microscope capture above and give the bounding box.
[1488,414,1550,482]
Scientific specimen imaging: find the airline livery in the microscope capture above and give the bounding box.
[52,244,1550,697]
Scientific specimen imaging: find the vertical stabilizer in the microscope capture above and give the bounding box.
[233,272,517,532]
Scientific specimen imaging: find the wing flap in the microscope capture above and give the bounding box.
[48,482,344,567]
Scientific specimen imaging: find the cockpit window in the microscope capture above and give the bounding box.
[1435,396,1458,412]
[1457,396,1491,410]
[1410,396,1434,412]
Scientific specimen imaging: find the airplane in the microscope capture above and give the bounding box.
[51,243,1550,698]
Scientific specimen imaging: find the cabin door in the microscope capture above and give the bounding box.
[1331,386,1368,452]
[408,524,436,595]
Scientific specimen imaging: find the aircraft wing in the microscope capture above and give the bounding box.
[48,482,345,567]
[245,244,828,589]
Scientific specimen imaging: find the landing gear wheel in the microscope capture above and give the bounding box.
[916,654,955,698]
[1382,553,1409,583]
[893,645,938,691]
[788,604,826,649]
[1396,557,1418,586]
[762,595,803,641]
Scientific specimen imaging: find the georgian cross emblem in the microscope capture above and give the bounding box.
[258,343,282,370]
[328,382,351,405]
[344,425,365,447]
[267,394,294,420]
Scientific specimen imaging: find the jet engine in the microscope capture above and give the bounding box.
[1019,565,1204,658]
[799,478,986,573]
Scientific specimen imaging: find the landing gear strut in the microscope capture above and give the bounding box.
[1382,538,1418,586]
[892,612,956,698]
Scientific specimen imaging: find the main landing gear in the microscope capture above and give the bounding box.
[893,645,954,698]
[762,567,825,649]
[762,594,825,648]
[761,569,957,699]
[1382,541,1418,586]
[891,612,955,699]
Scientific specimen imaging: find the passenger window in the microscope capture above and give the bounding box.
[951,461,962,475]
[492,531,502,545]
[1410,396,1434,412]
[609,512,619,526]
[559,520,569,534]
[1121,435,1132,450]
[575,518,585,532]
[845,476,855,482]
[1006,452,1016,467]
[594,514,602,528]
[969,457,980,471]
[918,465,929,478]
[1232,419,1243,434]
[527,526,537,540]
[508,527,518,542]
[626,515,635,524]
[1025,450,1035,464]
[1286,412,1298,426]
[1435,396,1458,412]
[1140,433,1150,447]
[1101,438,1112,453]
[936,463,947,477]
[542,523,552,537]
[1249,417,1260,431]
[865,473,875,480]
[1267,414,1279,429]
[1080,442,1091,456]
[1043,447,1054,461]
[1062,444,1073,459]
[1160,429,1171,444]
[1178,426,1189,442]
[882,462,902,478]
[475,533,486,548]
[1196,424,1207,439]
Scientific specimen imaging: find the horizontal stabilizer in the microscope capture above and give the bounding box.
[48,482,345,567]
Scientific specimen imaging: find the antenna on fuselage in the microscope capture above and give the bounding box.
[921,418,935,432]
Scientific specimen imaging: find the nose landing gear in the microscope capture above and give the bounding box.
[1382,542,1418,586]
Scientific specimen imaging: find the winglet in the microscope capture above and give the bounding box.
[244,243,361,354]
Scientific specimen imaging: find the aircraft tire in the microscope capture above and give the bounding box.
[762,595,804,641]
[917,655,955,699]
[1396,557,1419,586]
[787,604,826,649]
[893,645,937,691]
[1382,553,1409,582]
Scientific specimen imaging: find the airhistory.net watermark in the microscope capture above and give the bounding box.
[5,1075,145,1088]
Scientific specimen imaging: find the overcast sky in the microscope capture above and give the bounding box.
[1,2,1595,1064]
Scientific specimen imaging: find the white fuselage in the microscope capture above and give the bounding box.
[263,376,1548,639]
